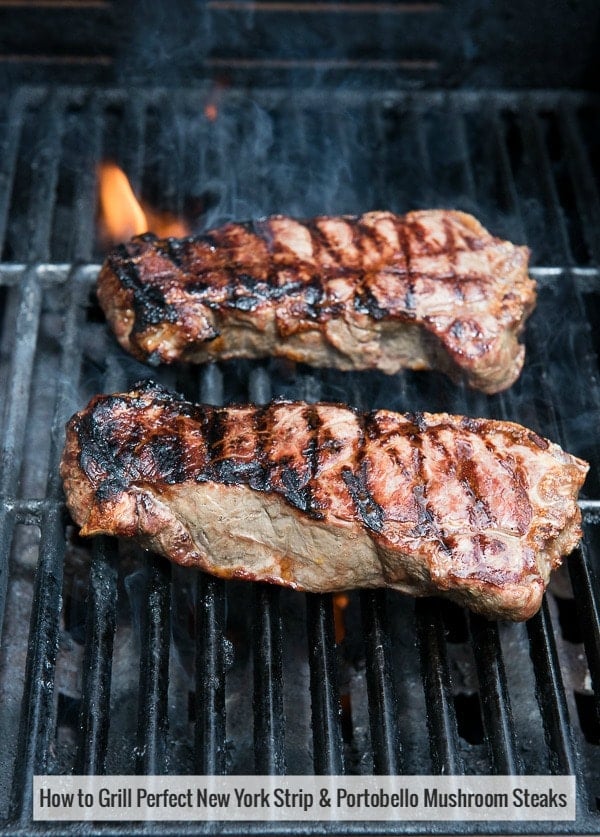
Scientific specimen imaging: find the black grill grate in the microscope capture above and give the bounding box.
[0,86,599,835]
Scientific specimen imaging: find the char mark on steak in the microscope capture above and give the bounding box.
[60,381,587,621]
[97,210,536,394]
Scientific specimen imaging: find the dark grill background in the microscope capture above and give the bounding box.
[1,83,600,835]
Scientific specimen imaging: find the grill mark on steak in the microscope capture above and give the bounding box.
[342,411,386,534]
[145,433,188,485]
[77,393,135,501]
[353,281,388,320]
[202,407,228,481]
[302,277,328,321]
[250,404,272,492]
[222,272,261,312]
[304,219,336,265]
[267,403,316,516]
[108,246,178,334]
[220,408,264,485]
[152,235,190,269]
[278,466,310,512]
[482,433,532,535]
[407,427,454,556]
[396,218,417,316]
[407,217,428,253]
[341,464,386,534]
[302,404,324,518]
[410,484,453,556]
[442,215,466,306]
[454,438,495,530]
[405,411,428,433]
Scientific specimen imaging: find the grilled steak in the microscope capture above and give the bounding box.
[60,381,587,621]
[97,210,535,394]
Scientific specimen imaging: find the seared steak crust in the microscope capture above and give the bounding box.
[97,210,535,394]
[60,382,587,621]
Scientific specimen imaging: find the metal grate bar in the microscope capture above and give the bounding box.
[526,599,577,776]
[120,98,146,195]
[0,272,43,498]
[75,536,118,774]
[207,2,443,13]
[0,273,42,639]
[558,102,600,265]
[135,554,172,775]
[0,506,16,660]
[468,615,521,774]
[371,102,392,210]
[44,267,87,498]
[0,91,25,256]
[253,585,285,774]
[360,591,402,774]
[305,593,344,774]
[415,599,463,775]
[487,104,527,241]
[521,258,600,460]
[72,97,104,262]
[568,542,600,716]
[519,103,574,264]
[447,102,477,202]
[195,573,227,774]
[199,362,225,408]
[146,95,186,224]
[409,102,435,206]
[8,505,65,823]
[22,95,65,262]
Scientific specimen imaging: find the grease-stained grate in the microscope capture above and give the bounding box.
[0,87,599,835]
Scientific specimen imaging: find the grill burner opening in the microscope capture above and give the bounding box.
[0,83,600,836]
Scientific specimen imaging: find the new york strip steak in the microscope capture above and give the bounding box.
[97,210,535,394]
[60,382,587,620]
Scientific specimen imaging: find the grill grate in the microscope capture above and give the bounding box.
[0,86,599,834]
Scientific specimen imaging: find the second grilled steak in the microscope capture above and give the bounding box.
[97,210,535,394]
[60,382,587,620]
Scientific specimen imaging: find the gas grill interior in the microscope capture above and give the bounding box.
[0,3,600,836]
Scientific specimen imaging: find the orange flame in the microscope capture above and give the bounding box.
[203,81,226,122]
[98,163,146,240]
[333,592,352,736]
[97,162,190,244]
[204,102,218,122]
[333,592,349,644]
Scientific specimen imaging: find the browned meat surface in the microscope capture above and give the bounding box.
[60,382,587,621]
[97,210,535,394]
